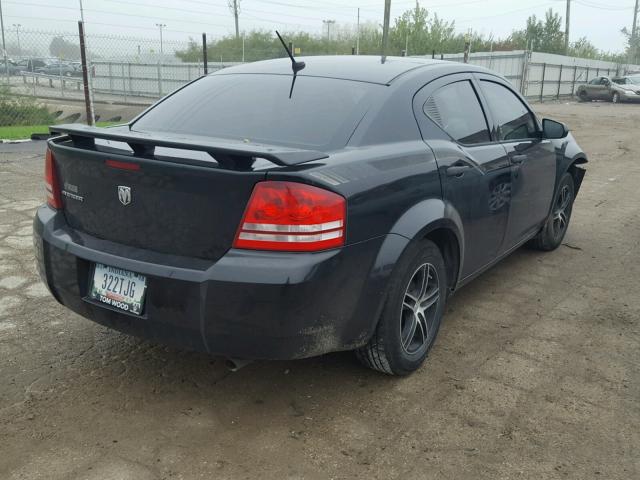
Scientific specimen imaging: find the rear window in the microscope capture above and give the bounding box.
[132,74,379,150]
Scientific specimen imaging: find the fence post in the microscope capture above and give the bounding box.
[432,50,435,59]
[572,65,578,96]
[157,62,162,97]
[59,63,64,98]
[128,63,132,96]
[78,21,95,126]
[557,64,563,99]
[520,50,530,95]
[122,63,127,103]
[108,62,113,93]
[596,67,599,77]
[540,63,546,103]
[202,33,208,75]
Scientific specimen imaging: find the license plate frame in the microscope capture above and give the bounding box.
[89,263,147,316]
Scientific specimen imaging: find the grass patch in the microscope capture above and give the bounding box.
[0,122,117,141]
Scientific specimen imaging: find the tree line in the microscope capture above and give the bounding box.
[176,6,632,64]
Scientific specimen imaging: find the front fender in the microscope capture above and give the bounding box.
[552,132,588,195]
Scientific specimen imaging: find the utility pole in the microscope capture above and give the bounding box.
[356,8,360,55]
[381,0,391,62]
[12,23,20,55]
[564,0,571,55]
[630,0,639,67]
[155,23,166,55]
[323,19,335,42]
[1,0,9,81]
[229,0,240,40]
[633,0,639,47]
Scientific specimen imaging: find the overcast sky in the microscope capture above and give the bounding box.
[1,0,636,53]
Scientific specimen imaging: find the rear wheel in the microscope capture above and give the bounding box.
[578,90,589,102]
[528,172,575,251]
[612,92,621,104]
[356,240,447,376]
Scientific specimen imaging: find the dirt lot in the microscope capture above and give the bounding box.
[0,102,638,479]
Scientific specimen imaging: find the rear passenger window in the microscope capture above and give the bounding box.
[480,80,538,141]
[423,80,490,145]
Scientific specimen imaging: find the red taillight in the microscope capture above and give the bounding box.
[45,148,63,209]
[233,181,346,252]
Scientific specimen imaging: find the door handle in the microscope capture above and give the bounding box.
[510,154,527,165]
[446,165,471,177]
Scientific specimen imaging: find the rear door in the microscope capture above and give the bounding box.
[475,76,556,250]
[414,74,512,278]
[593,77,609,100]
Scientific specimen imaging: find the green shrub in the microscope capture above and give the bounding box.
[0,87,55,127]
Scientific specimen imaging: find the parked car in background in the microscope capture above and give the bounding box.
[577,76,640,103]
[2,60,23,75]
[35,61,79,77]
[7,58,47,74]
[34,56,588,375]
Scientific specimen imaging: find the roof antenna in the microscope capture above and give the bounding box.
[275,31,305,99]
[276,30,305,74]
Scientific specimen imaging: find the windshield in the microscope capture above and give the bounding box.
[132,74,380,150]
[628,77,640,85]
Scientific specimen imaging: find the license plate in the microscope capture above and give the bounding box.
[90,263,147,315]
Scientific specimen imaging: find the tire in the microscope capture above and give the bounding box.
[612,92,620,104]
[356,239,447,376]
[528,172,575,251]
[578,90,589,102]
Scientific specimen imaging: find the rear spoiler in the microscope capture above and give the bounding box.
[49,124,328,167]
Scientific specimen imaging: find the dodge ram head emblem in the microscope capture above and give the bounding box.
[117,186,131,205]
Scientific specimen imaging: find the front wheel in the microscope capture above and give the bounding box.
[528,172,575,251]
[612,92,621,104]
[356,240,447,375]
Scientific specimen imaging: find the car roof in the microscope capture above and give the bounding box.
[213,55,448,85]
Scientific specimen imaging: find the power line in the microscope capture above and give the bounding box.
[574,0,633,11]
[3,1,231,28]
[565,0,570,54]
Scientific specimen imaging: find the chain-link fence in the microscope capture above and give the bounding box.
[2,27,640,139]
[1,28,240,133]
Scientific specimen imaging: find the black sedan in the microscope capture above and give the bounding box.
[34,56,587,375]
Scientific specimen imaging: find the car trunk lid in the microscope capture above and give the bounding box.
[48,125,328,261]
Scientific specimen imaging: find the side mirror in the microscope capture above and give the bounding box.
[542,118,569,139]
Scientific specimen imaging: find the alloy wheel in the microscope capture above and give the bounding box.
[552,184,571,239]
[400,263,440,355]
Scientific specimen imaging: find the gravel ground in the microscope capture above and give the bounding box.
[0,102,638,480]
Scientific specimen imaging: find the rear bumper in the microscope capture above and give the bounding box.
[34,206,407,360]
